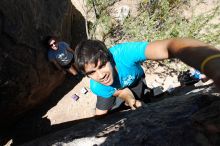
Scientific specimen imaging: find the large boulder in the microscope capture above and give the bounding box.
[22,86,220,146]
[0,0,86,127]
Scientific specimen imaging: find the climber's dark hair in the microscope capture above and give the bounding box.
[74,40,113,74]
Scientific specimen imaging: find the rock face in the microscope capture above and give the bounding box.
[22,86,220,146]
[0,0,86,127]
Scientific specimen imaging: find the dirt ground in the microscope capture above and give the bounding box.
[44,76,96,125]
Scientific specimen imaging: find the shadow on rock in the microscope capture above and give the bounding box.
[1,74,84,146]
[20,85,220,146]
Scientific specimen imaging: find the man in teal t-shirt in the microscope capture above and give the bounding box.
[74,39,220,116]
[90,42,148,98]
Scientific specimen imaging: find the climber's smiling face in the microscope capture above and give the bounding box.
[84,59,115,86]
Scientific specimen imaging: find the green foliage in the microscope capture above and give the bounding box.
[87,0,219,47]
[86,0,119,15]
[121,0,220,46]
[86,0,119,40]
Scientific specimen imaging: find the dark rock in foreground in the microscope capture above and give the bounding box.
[22,86,220,146]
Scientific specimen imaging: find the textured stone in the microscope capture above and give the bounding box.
[22,86,220,146]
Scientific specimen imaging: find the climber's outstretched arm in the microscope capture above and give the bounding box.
[145,38,220,88]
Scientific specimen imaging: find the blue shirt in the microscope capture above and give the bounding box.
[90,41,148,98]
[48,42,73,66]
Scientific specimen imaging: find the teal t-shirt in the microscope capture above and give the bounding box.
[90,41,148,98]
